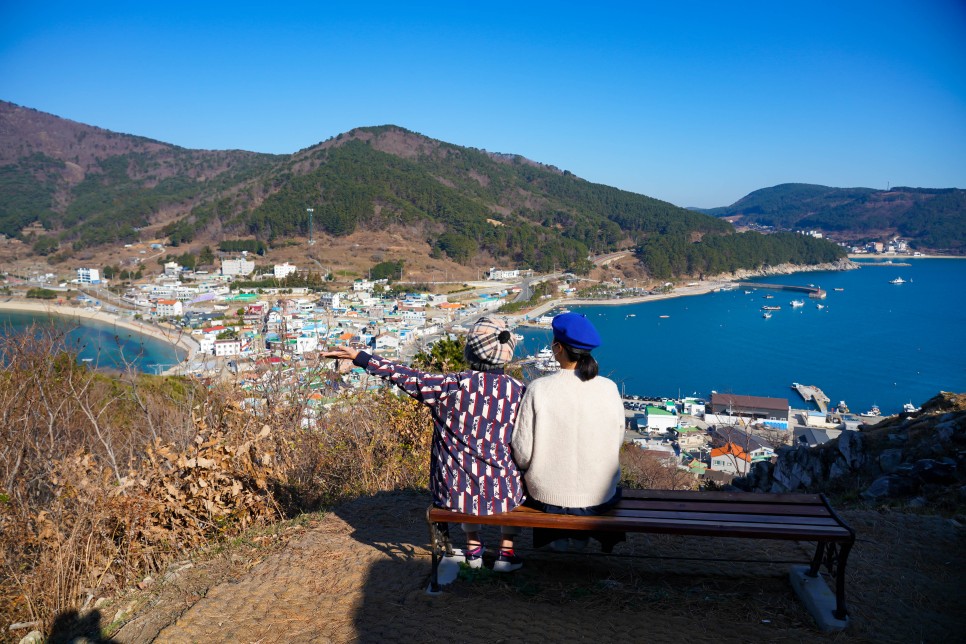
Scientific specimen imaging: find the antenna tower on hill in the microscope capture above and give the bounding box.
[306,207,315,245]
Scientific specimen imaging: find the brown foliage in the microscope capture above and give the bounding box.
[0,330,434,632]
[619,444,697,491]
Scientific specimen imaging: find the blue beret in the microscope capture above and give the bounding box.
[552,312,601,351]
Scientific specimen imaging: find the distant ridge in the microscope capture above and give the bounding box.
[697,182,966,253]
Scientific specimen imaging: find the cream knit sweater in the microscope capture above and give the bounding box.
[511,369,625,508]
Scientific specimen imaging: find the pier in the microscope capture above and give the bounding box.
[739,282,827,299]
[792,383,830,414]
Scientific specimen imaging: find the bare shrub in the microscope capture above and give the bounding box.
[279,387,432,509]
[0,328,435,632]
[620,444,697,490]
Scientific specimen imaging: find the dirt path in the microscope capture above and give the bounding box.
[113,491,965,643]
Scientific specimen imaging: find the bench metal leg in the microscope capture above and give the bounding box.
[426,508,453,593]
[807,540,852,619]
[832,540,853,620]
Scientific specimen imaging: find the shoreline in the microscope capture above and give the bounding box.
[512,260,857,323]
[0,299,200,375]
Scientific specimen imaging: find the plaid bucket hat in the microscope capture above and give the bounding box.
[464,317,516,369]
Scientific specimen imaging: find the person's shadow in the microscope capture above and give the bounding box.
[47,608,115,643]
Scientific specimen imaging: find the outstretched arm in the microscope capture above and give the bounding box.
[322,347,456,405]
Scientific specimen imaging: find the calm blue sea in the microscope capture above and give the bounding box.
[0,310,185,374]
[517,258,966,416]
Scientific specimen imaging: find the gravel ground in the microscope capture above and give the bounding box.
[100,490,966,643]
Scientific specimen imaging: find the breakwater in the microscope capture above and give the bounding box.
[737,282,827,299]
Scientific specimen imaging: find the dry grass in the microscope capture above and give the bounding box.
[0,327,434,636]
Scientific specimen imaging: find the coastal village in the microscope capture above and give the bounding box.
[0,236,917,488]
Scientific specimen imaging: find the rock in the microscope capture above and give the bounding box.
[912,459,957,484]
[907,496,928,508]
[837,431,865,470]
[828,456,851,481]
[112,600,138,625]
[18,632,43,644]
[888,430,909,444]
[935,420,956,443]
[861,474,919,500]
[878,448,904,473]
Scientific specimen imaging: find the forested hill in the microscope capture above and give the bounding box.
[700,183,966,253]
[0,100,280,249]
[164,126,733,272]
[0,101,732,272]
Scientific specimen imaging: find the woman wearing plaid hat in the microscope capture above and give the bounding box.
[511,312,625,551]
[322,316,526,572]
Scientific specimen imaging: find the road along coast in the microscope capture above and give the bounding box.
[0,299,200,374]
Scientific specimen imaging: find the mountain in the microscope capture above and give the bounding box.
[700,183,966,253]
[0,101,732,273]
[0,101,280,250]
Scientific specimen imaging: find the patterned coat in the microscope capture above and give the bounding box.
[353,351,525,515]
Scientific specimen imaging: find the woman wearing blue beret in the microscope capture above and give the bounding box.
[511,312,625,551]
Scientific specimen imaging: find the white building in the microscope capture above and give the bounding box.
[221,258,255,277]
[318,292,341,309]
[76,267,100,284]
[164,261,182,276]
[155,299,183,318]
[353,279,374,292]
[373,333,401,351]
[641,405,678,431]
[488,267,520,280]
[274,262,298,279]
[710,443,752,475]
[214,339,242,357]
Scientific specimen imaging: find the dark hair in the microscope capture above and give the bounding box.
[558,342,598,381]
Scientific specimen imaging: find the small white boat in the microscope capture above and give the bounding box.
[890,277,906,284]
[659,315,669,319]
[790,300,805,308]
[902,402,918,414]
[762,311,772,319]
[860,405,881,417]
[816,303,825,310]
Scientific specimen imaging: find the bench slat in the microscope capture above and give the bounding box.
[427,508,851,540]
[609,508,842,526]
[621,489,826,504]
[616,500,831,517]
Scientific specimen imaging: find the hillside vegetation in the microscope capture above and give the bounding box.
[703,183,966,252]
[8,101,864,279]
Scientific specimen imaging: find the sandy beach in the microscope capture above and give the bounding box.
[515,279,732,322]
[0,299,200,374]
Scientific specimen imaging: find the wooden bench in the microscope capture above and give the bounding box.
[428,489,855,623]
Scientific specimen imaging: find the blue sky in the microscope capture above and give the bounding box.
[1,1,964,208]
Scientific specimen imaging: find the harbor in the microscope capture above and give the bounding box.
[791,382,830,414]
